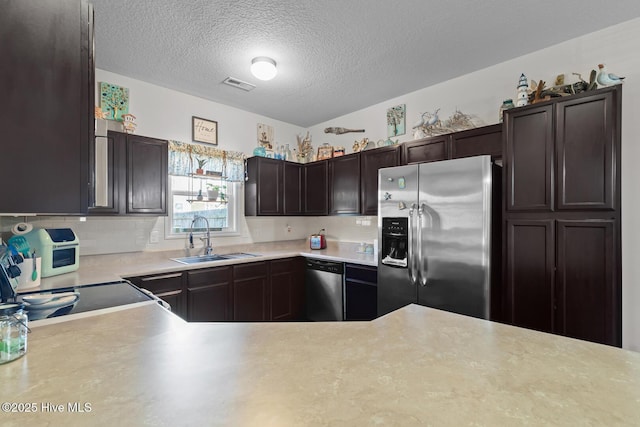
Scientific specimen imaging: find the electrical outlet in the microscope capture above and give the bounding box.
[149,230,160,244]
[286,225,292,233]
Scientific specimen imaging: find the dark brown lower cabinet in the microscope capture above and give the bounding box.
[556,220,618,346]
[126,272,186,319]
[186,266,233,321]
[505,220,555,333]
[505,219,620,346]
[233,262,270,321]
[270,257,305,321]
[129,257,306,322]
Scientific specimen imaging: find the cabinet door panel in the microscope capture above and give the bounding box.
[270,258,305,321]
[186,267,233,321]
[258,158,284,215]
[329,154,361,215]
[505,105,554,211]
[0,0,91,214]
[233,262,269,321]
[556,220,619,346]
[127,135,168,214]
[505,220,555,333]
[451,124,502,159]
[402,136,449,165]
[187,285,232,322]
[284,162,303,215]
[556,92,616,210]
[360,146,399,215]
[304,162,328,215]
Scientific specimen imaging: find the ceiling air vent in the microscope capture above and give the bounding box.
[222,77,256,91]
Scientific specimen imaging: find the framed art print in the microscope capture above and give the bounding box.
[387,104,406,137]
[192,116,218,145]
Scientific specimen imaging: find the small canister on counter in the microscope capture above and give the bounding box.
[0,303,28,364]
[310,229,327,250]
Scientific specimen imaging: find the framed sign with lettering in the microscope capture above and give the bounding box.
[192,116,218,145]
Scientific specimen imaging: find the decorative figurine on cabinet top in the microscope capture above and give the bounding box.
[596,63,625,87]
[121,113,137,134]
[516,74,529,107]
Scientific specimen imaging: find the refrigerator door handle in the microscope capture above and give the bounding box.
[408,203,418,285]
[417,203,430,287]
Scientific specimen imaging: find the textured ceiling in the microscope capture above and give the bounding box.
[91,0,640,127]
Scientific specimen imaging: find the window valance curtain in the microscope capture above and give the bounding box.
[168,140,245,182]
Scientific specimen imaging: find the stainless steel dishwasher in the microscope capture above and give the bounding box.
[305,259,344,321]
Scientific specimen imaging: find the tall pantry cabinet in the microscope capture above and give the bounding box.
[503,86,621,347]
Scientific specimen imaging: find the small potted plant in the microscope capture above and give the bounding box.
[218,185,227,202]
[195,158,207,175]
[206,183,219,201]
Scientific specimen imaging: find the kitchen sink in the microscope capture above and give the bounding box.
[171,253,259,265]
[219,252,260,259]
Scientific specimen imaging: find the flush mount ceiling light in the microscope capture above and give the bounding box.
[251,57,277,81]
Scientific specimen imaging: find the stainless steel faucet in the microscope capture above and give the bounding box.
[189,215,213,255]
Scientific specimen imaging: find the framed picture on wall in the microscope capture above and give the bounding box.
[317,144,333,160]
[387,104,406,137]
[192,116,218,145]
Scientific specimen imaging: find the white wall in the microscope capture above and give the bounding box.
[96,69,304,155]
[307,18,640,351]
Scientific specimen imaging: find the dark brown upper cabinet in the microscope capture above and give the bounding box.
[90,132,168,215]
[505,87,619,213]
[244,157,284,216]
[329,153,361,215]
[360,146,400,215]
[244,124,499,217]
[555,90,617,211]
[451,124,502,160]
[284,162,304,215]
[0,0,93,214]
[402,135,449,165]
[304,161,328,215]
[402,123,503,166]
[127,134,168,214]
[504,104,554,212]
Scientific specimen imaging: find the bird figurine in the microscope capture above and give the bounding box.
[424,108,440,127]
[411,113,425,130]
[596,64,625,87]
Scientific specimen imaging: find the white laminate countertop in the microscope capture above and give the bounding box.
[1,303,639,426]
[24,240,376,292]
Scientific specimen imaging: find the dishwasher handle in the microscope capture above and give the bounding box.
[306,259,344,274]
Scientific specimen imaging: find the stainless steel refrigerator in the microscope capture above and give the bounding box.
[377,155,494,319]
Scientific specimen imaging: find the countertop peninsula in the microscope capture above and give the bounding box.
[1,303,639,426]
